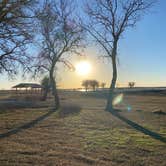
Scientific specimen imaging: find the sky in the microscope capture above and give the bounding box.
[0,0,166,89]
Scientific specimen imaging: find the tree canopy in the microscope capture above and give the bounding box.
[0,0,35,76]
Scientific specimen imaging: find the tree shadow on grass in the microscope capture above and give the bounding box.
[0,104,81,139]
[111,109,166,143]
[0,110,54,139]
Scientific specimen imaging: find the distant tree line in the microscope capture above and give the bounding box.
[82,80,106,91]
[82,80,136,91]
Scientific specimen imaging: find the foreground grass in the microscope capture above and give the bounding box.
[0,91,166,165]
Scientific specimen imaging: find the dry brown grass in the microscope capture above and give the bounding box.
[0,91,166,165]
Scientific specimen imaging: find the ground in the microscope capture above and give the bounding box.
[0,90,166,166]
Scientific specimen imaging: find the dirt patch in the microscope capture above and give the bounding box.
[57,105,81,118]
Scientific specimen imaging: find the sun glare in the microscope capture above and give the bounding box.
[75,61,91,76]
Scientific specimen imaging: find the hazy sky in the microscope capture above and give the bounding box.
[0,0,166,89]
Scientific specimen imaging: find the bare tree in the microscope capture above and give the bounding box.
[34,0,84,110]
[101,82,106,89]
[128,82,135,88]
[82,79,99,91]
[86,0,154,111]
[89,80,99,91]
[0,0,35,76]
[82,80,89,92]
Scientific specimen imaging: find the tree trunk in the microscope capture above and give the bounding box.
[93,86,95,91]
[106,40,118,111]
[49,65,60,110]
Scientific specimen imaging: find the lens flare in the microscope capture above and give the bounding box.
[127,106,132,112]
[113,93,124,106]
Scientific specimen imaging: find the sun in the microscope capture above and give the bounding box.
[75,61,91,75]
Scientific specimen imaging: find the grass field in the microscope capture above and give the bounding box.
[0,90,166,165]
